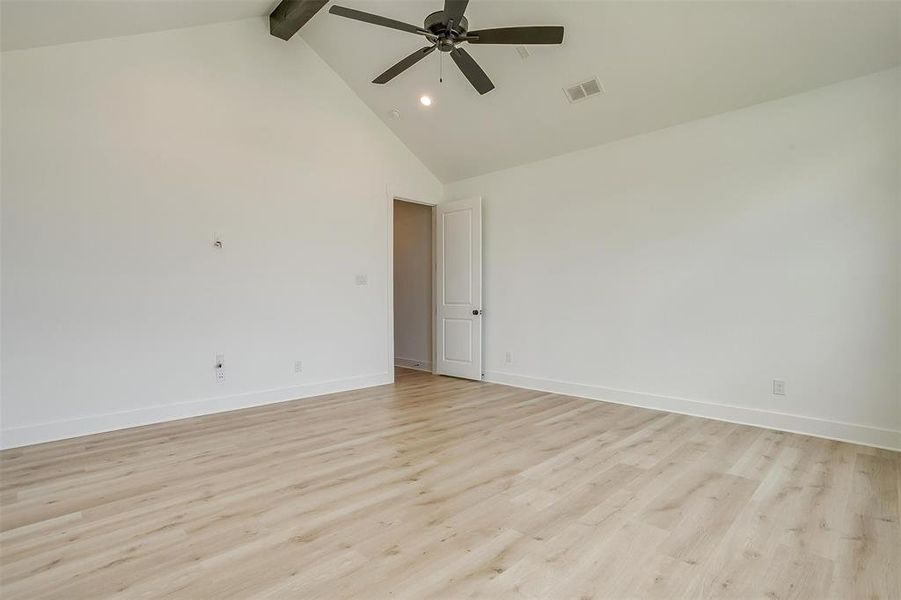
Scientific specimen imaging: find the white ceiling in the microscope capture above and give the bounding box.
[0,0,278,51]
[301,1,901,181]
[2,1,900,182]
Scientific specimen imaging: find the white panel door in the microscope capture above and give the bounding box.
[436,197,482,380]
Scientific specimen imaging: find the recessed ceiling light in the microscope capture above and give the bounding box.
[419,95,432,107]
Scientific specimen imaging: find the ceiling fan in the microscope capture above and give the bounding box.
[328,0,565,95]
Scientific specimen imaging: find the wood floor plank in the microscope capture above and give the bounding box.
[1,368,898,599]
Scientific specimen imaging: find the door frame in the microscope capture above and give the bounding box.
[387,192,438,380]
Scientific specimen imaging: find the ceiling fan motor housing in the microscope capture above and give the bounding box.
[425,10,469,51]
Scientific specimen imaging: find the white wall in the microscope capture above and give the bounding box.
[393,200,432,370]
[446,68,901,449]
[2,19,898,451]
[0,18,442,448]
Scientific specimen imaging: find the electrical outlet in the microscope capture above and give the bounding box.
[773,379,786,396]
[216,354,225,383]
[355,274,368,286]
[212,231,223,249]
[294,360,303,374]
[505,351,512,364]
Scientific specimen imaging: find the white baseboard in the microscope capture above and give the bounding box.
[395,357,433,373]
[0,372,393,450]
[484,371,901,452]
[5,369,896,452]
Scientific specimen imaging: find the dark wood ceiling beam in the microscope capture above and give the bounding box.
[269,0,329,41]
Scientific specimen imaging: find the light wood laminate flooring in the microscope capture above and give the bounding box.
[1,368,898,599]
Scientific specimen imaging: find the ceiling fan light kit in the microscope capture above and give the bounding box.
[327,0,565,95]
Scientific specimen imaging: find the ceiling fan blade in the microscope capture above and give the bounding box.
[443,0,469,26]
[466,26,564,45]
[450,47,495,95]
[329,5,428,36]
[373,46,437,84]
[269,0,329,41]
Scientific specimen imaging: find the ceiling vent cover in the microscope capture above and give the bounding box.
[564,77,604,103]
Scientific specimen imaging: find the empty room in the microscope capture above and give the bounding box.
[1,0,899,598]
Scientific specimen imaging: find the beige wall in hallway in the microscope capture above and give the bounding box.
[393,201,433,369]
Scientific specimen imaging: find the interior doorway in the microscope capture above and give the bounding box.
[392,199,435,373]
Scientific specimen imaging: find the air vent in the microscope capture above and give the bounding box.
[564,77,604,103]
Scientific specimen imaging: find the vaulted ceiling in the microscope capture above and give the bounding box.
[3,1,900,182]
[0,1,277,50]
[300,1,901,181]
